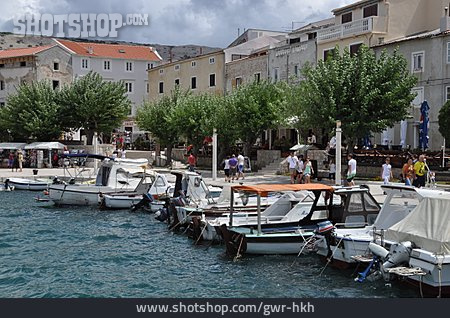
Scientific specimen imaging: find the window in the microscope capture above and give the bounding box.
[350,43,363,56]
[175,78,180,86]
[146,82,149,94]
[191,77,197,89]
[191,61,197,67]
[103,60,111,71]
[20,61,26,67]
[412,51,425,73]
[159,69,164,74]
[447,42,450,63]
[446,86,450,101]
[81,58,89,70]
[125,61,133,72]
[323,48,335,61]
[147,63,154,70]
[0,80,4,90]
[209,74,216,87]
[272,68,279,82]
[235,77,242,87]
[348,194,364,213]
[159,81,164,94]
[209,57,215,64]
[341,12,352,24]
[53,62,59,71]
[124,82,133,93]
[363,3,378,18]
[174,64,180,71]
[294,65,299,76]
[254,72,261,83]
[52,80,59,90]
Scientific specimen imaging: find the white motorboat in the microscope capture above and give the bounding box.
[100,172,171,209]
[217,184,378,256]
[5,178,52,191]
[315,185,449,268]
[361,195,450,297]
[49,156,150,206]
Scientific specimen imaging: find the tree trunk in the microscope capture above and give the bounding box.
[166,144,173,166]
[243,141,252,157]
[85,129,95,146]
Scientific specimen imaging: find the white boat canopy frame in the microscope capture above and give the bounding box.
[24,142,66,150]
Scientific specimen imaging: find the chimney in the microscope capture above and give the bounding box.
[199,47,203,55]
[441,6,450,32]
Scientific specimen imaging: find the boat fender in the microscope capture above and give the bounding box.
[368,242,389,259]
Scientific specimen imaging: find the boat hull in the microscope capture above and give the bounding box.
[7,178,50,191]
[49,185,115,206]
[102,194,144,209]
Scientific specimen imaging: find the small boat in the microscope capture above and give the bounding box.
[315,185,450,269]
[5,178,52,191]
[100,171,171,209]
[359,195,450,297]
[217,184,380,256]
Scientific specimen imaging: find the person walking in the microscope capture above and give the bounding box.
[346,154,357,186]
[229,154,238,182]
[303,157,314,184]
[402,158,414,186]
[8,152,14,170]
[188,153,196,172]
[286,152,299,184]
[223,156,231,182]
[237,153,245,180]
[329,159,336,181]
[381,157,393,185]
[296,155,304,184]
[413,155,427,188]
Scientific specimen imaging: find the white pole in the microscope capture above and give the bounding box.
[93,131,98,174]
[336,121,342,186]
[212,128,218,181]
[257,194,261,235]
[443,138,446,168]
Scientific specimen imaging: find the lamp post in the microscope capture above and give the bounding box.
[336,120,342,185]
[212,128,218,180]
[443,138,446,168]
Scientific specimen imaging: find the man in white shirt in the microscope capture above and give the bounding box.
[296,155,304,184]
[237,153,245,180]
[381,157,393,185]
[287,152,299,184]
[347,154,357,186]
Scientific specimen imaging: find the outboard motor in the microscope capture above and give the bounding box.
[315,221,335,259]
[155,207,170,222]
[382,241,413,269]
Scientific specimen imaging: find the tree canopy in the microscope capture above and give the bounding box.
[292,45,417,145]
[439,100,450,142]
[0,81,66,141]
[59,72,130,145]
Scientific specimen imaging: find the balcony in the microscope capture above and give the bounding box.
[317,16,386,44]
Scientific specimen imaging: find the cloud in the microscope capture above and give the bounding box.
[0,0,355,47]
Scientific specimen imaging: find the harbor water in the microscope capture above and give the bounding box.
[0,191,418,298]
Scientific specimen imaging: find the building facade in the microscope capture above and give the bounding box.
[148,51,225,101]
[225,51,268,93]
[55,39,162,135]
[0,45,72,107]
[316,0,450,61]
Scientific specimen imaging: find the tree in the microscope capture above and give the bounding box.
[294,46,418,146]
[439,100,450,142]
[59,72,130,145]
[0,81,66,141]
[229,80,287,156]
[136,87,189,163]
[170,92,218,156]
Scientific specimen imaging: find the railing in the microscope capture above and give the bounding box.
[317,16,385,43]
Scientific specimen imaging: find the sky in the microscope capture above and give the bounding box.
[1,0,355,48]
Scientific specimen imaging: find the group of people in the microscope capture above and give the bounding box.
[286,152,314,184]
[223,153,245,182]
[7,150,24,172]
[379,154,430,188]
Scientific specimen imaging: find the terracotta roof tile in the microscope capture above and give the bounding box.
[0,45,54,59]
[56,39,161,61]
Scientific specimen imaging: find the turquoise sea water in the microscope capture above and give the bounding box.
[0,191,418,298]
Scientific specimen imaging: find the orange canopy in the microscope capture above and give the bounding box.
[231,183,334,197]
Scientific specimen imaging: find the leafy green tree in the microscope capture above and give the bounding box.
[293,46,417,146]
[59,72,130,145]
[229,80,287,156]
[136,87,189,163]
[170,93,218,156]
[439,100,450,142]
[0,81,65,141]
